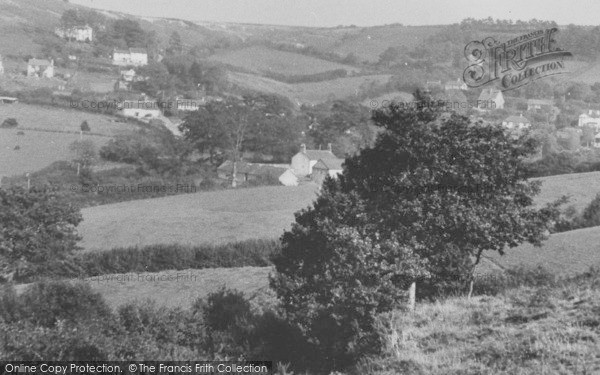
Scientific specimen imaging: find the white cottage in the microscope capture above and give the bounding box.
[291,143,344,178]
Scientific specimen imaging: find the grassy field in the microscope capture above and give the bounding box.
[0,129,109,179]
[485,225,600,277]
[77,184,319,251]
[534,171,600,212]
[228,71,392,105]
[207,45,360,76]
[0,104,138,178]
[364,275,600,374]
[83,266,272,309]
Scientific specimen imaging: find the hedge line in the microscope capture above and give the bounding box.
[19,239,281,283]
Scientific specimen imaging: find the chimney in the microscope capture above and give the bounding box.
[327,143,332,152]
[301,144,306,153]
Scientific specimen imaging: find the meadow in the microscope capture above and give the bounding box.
[77,184,319,251]
[0,104,139,178]
[534,170,600,212]
[207,45,360,76]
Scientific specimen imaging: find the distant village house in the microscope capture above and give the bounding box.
[27,58,54,78]
[502,114,531,131]
[0,55,4,75]
[578,110,600,132]
[118,100,161,119]
[55,25,93,42]
[112,48,148,67]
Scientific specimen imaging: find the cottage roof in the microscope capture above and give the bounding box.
[503,115,530,124]
[113,49,131,54]
[28,58,52,67]
[313,157,344,171]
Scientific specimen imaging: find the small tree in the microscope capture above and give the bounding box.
[1,118,18,128]
[0,186,82,281]
[70,140,97,175]
[80,121,91,132]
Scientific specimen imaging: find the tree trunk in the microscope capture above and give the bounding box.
[408,282,416,311]
[231,160,237,188]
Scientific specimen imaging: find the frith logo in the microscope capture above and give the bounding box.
[463,28,573,91]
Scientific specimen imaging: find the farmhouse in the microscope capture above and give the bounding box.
[502,114,531,130]
[27,58,54,78]
[312,157,344,185]
[55,25,93,42]
[291,143,344,178]
[112,48,148,66]
[217,160,289,183]
[118,100,161,118]
[477,88,504,110]
[444,79,468,91]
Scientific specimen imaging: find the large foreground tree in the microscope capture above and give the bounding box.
[271,95,559,367]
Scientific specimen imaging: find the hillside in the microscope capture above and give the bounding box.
[228,71,392,105]
[207,45,360,76]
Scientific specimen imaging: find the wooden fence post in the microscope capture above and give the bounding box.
[408,282,416,311]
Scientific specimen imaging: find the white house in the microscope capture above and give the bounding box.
[112,48,148,66]
[0,55,4,75]
[502,114,531,130]
[291,143,344,177]
[477,88,504,110]
[118,100,161,118]
[55,25,93,42]
[27,58,54,78]
[578,110,600,132]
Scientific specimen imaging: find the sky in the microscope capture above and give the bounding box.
[69,0,599,28]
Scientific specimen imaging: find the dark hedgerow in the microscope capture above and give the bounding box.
[14,238,280,283]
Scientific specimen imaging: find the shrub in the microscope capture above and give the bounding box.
[80,120,91,132]
[15,281,112,327]
[1,118,18,128]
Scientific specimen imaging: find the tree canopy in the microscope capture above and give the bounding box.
[271,95,559,366]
